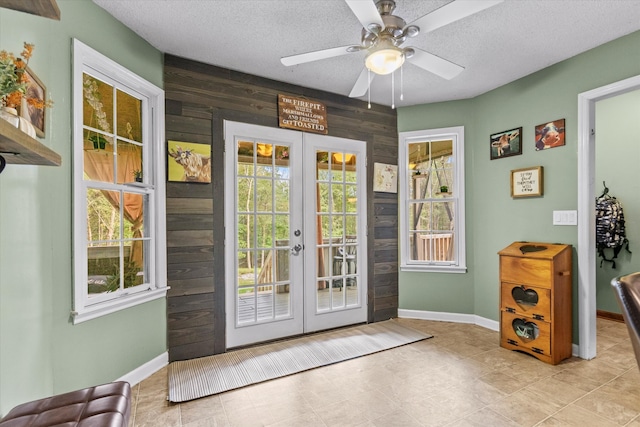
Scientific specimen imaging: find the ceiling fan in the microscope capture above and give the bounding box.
[281,0,503,101]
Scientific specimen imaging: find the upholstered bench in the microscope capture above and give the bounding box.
[0,381,131,427]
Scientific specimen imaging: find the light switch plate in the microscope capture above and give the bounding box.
[553,210,577,225]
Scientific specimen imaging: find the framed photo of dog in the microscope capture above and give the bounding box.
[490,127,522,160]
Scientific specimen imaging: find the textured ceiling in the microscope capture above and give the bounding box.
[92,0,640,108]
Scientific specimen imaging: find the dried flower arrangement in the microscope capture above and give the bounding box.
[0,42,52,110]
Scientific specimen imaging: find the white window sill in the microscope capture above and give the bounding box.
[72,287,168,324]
[401,265,467,273]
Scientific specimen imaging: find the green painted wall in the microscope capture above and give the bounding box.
[595,89,640,313]
[398,30,640,338]
[0,0,164,415]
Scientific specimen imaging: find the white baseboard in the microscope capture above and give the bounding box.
[117,352,168,386]
[398,309,499,332]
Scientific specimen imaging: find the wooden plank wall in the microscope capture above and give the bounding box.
[164,54,399,361]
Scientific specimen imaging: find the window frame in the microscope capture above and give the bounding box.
[399,126,466,273]
[72,39,167,323]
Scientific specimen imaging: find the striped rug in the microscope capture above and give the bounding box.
[168,320,431,402]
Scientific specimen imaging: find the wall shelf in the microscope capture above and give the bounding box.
[0,118,61,167]
[0,0,60,20]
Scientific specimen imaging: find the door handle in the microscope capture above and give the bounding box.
[291,244,303,255]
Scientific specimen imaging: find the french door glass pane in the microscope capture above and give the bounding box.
[316,150,360,312]
[236,139,292,325]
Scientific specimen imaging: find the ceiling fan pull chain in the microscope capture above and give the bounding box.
[400,64,404,101]
[367,68,371,109]
[391,70,395,109]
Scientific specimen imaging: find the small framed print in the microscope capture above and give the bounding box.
[19,67,47,138]
[373,162,398,193]
[535,119,565,151]
[511,166,543,198]
[490,127,522,160]
[167,140,212,183]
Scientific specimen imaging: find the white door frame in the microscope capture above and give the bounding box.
[224,120,368,348]
[577,73,640,359]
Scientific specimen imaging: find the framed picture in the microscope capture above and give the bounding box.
[373,162,398,193]
[19,67,47,138]
[535,119,565,151]
[511,166,544,198]
[167,140,212,183]
[490,127,522,160]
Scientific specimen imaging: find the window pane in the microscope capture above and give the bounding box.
[320,215,330,239]
[256,250,273,284]
[256,215,273,249]
[411,201,432,231]
[256,178,272,212]
[332,216,344,239]
[123,192,145,237]
[117,140,142,184]
[432,202,454,231]
[122,242,145,288]
[83,131,115,183]
[237,214,254,250]
[83,73,113,133]
[274,179,289,212]
[332,184,345,213]
[87,244,118,297]
[274,214,289,241]
[87,189,121,242]
[317,183,329,213]
[275,249,289,282]
[345,215,357,238]
[345,184,357,212]
[116,89,142,143]
[237,177,254,212]
[256,142,273,176]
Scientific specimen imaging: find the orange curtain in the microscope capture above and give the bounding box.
[84,141,143,267]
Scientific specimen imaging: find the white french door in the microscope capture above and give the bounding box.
[224,121,367,348]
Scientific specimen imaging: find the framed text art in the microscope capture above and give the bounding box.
[511,166,543,198]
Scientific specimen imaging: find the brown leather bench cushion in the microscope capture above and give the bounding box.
[0,381,131,427]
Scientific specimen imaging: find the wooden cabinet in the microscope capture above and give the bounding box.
[498,241,572,364]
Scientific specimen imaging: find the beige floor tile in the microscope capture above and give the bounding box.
[573,386,640,425]
[535,404,620,427]
[267,411,326,427]
[180,395,226,426]
[370,409,422,427]
[489,390,556,426]
[447,407,520,427]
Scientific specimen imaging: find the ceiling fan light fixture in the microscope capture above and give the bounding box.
[366,47,404,75]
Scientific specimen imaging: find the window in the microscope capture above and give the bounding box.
[72,39,166,323]
[399,126,466,272]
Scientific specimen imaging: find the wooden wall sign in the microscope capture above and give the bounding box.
[278,94,328,134]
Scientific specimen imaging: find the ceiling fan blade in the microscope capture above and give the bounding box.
[349,67,374,98]
[407,48,464,80]
[281,45,360,66]
[345,0,384,32]
[406,0,503,34]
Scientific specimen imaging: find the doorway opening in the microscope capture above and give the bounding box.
[577,74,640,359]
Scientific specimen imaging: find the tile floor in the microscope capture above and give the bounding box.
[131,318,640,426]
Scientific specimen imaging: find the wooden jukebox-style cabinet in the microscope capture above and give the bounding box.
[498,241,572,365]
